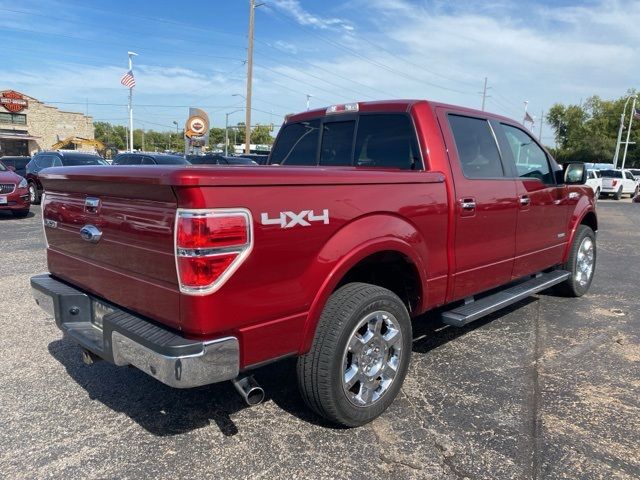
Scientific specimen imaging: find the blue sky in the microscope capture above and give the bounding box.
[1,0,638,143]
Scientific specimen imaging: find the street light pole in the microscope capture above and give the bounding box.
[613,94,637,169]
[225,109,243,155]
[306,94,313,111]
[621,95,637,170]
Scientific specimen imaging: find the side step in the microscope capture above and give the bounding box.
[441,270,571,327]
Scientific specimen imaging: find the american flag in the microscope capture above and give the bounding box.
[120,70,136,88]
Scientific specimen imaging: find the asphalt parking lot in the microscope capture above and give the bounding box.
[0,200,638,479]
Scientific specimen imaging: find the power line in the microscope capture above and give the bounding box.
[256,40,400,100]
[265,7,476,96]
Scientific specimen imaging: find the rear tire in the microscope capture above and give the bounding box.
[297,283,412,427]
[11,209,29,218]
[28,183,41,205]
[556,225,596,297]
[614,187,622,200]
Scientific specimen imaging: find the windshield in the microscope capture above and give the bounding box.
[0,161,6,172]
[600,170,622,178]
[62,155,103,166]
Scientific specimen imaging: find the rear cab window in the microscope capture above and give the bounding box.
[270,113,421,170]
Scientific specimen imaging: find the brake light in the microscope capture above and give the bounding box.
[175,209,253,295]
[326,103,359,114]
[177,215,248,249]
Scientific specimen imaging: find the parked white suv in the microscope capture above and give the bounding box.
[600,169,639,200]
[585,170,602,198]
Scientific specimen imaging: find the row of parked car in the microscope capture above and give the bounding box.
[0,151,269,207]
[585,168,640,200]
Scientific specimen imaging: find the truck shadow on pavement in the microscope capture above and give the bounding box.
[47,297,538,437]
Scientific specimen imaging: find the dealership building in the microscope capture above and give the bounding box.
[0,90,94,157]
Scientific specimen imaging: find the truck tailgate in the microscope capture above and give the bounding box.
[41,171,180,330]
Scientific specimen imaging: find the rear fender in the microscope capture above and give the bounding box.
[299,214,428,353]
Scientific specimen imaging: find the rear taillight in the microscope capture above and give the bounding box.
[175,209,253,295]
[612,180,618,186]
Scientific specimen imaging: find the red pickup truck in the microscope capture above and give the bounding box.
[31,100,597,427]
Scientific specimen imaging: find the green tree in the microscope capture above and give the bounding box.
[546,91,640,167]
[251,124,274,145]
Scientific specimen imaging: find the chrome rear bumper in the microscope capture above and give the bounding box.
[30,274,239,388]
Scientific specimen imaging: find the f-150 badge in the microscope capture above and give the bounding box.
[261,209,329,229]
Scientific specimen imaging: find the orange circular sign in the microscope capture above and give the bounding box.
[185,115,209,138]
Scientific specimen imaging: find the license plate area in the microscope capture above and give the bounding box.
[92,300,116,330]
[0,196,7,204]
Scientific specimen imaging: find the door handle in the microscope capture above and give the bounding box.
[519,195,530,206]
[460,199,476,210]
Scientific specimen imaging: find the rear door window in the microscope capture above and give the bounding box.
[270,119,320,166]
[448,115,504,178]
[500,124,554,185]
[354,114,420,170]
[319,121,355,166]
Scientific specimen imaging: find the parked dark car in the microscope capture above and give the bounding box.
[26,151,105,204]
[236,153,269,164]
[187,154,258,166]
[0,156,31,177]
[0,160,30,217]
[112,153,190,166]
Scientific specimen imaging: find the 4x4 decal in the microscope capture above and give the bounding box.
[261,209,329,229]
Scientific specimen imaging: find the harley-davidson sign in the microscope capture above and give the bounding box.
[0,91,28,113]
[184,108,210,139]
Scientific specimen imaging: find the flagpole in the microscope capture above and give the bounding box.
[127,51,137,153]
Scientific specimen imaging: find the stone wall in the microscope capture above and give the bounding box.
[1,91,94,155]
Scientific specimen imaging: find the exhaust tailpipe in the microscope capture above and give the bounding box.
[232,374,265,406]
[81,349,100,365]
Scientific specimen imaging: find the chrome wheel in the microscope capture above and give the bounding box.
[575,236,594,287]
[342,310,403,407]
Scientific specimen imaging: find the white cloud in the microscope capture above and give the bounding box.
[271,0,354,32]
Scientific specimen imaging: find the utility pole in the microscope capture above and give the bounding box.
[621,95,637,170]
[306,94,313,111]
[522,101,529,126]
[479,77,491,111]
[245,0,256,154]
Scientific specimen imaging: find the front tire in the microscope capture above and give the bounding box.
[556,225,596,297]
[28,183,41,205]
[297,283,412,427]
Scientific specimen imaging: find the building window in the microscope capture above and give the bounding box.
[0,112,26,125]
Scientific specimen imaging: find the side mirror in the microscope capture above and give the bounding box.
[562,163,587,185]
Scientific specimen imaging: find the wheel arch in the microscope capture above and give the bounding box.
[299,214,428,353]
[562,204,598,263]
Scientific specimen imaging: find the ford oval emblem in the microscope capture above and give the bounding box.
[80,225,102,244]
